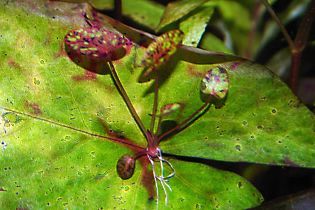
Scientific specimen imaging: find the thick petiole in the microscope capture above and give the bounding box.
[150,76,159,134]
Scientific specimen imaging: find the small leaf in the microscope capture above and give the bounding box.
[160,103,183,116]
[200,66,229,101]
[157,0,208,31]
[139,29,184,81]
[141,30,184,69]
[64,27,132,74]
[179,5,214,47]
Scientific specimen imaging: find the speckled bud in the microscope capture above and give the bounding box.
[116,155,136,180]
[200,67,229,100]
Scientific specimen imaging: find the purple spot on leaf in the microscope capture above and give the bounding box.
[230,62,240,70]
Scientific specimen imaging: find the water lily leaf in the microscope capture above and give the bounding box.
[0,1,262,209]
[0,115,262,209]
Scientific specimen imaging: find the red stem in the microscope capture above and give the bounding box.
[244,1,262,59]
[150,76,159,134]
[261,0,295,50]
[107,62,148,139]
[0,107,144,150]
[158,102,210,142]
[290,0,315,93]
[114,0,122,21]
[262,0,315,94]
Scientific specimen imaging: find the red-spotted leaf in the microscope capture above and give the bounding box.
[139,29,184,82]
[64,27,132,74]
[200,66,229,104]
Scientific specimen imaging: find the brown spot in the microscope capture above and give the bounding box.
[186,64,204,77]
[0,187,6,192]
[25,101,42,115]
[283,157,299,167]
[7,59,23,71]
[72,71,97,81]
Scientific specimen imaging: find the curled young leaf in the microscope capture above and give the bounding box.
[200,67,229,101]
[64,27,132,74]
[116,154,136,180]
[160,103,183,116]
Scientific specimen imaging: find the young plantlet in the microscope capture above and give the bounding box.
[65,25,230,207]
[133,30,184,206]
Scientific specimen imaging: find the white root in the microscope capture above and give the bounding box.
[147,148,175,209]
